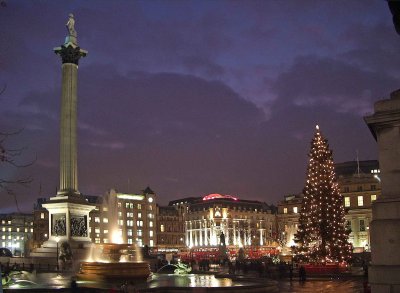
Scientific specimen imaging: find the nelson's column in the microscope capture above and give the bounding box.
[41,14,95,247]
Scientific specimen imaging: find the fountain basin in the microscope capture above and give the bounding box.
[78,261,151,280]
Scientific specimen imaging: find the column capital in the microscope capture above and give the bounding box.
[364,90,400,140]
[54,44,88,65]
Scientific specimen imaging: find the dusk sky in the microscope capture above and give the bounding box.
[0,1,398,212]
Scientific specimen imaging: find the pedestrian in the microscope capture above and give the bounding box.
[299,265,306,282]
[70,276,78,292]
[289,264,293,282]
[363,262,369,278]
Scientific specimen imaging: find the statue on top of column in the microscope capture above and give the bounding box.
[66,13,77,38]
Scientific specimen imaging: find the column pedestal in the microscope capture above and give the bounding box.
[365,90,400,292]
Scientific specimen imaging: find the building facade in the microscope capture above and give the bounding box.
[276,194,302,252]
[88,187,157,247]
[176,194,277,257]
[156,206,185,252]
[339,172,380,252]
[32,198,49,248]
[0,213,33,256]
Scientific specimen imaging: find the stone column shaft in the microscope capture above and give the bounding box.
[59,63,79,195]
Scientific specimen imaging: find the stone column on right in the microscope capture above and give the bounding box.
[364,89,400,293]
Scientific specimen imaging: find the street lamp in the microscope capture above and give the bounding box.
[55,236,60,272]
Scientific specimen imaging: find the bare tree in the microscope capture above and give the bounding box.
[0,85,35,211]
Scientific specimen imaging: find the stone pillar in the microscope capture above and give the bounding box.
[189,222,193,247]
[199,222,203,246]
[185,222,189,246]
[194,225,198,247]
[41,15,94,247]
[226,221,230,246]
[54,25,87,197]
[233,222,237,245]
[364,89,400,293]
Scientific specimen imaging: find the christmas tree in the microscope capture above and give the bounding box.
[294,125,351,263]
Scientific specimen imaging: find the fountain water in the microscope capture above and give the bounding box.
[77,190,150,280]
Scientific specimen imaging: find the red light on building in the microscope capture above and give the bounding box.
[202,193,238,201]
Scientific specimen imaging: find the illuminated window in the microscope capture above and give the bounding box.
[138,212,142,219]
[137,204,142,210]
[8,228,11,232]
[16,228,20,232]
[137,230,142,236]
[148,213,153,219]
[103,218,108,223]
[95,238,100,244]
[358,196,364,207]
[148,197,153,203]
[118,202,121,208]
[137,239,143,247]
[293,207,298,213]
[128,238,133,244]
[149,205,153,210]
[149,221,153,227]
[1,242,4,247]
[1,228,4,232]
[40,213,45,219]
[1,220,4,224]
[127,229,133,236]
[127,212,133,218]
[104,230,108,234]
[118,211,122,217]
[150,240,154,246]
[127,220,134,227]
[30,228,33,233]
[1,236,4,240]
[95,217,100,223]
[130,203,134,209]
[345,197,350,207]
[283,208,287,214]
[371,194,377,202]
[95,228,100,234]
[137,220,143,227]
[7,236,11,240]
[8,221,11,225]
[160,225,165,232]
[103,207,108,212]
[24,228,27,233]
[118,220,124,226]
[104,239,109,243]
[359,219,366,232]
[126,203,130,208]
[149,230,153,237]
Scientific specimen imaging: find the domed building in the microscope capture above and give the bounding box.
[169,193,278,259]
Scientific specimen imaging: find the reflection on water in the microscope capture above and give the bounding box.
[278,279,364,293]
[3,271,365,292]
[148,274,252,288]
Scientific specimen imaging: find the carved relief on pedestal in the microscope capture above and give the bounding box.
[52,214,66,236]
[70,215,87,237]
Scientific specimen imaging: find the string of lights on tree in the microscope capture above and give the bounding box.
[294,125,352,263]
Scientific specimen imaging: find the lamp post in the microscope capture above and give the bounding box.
[55,236,60,272]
